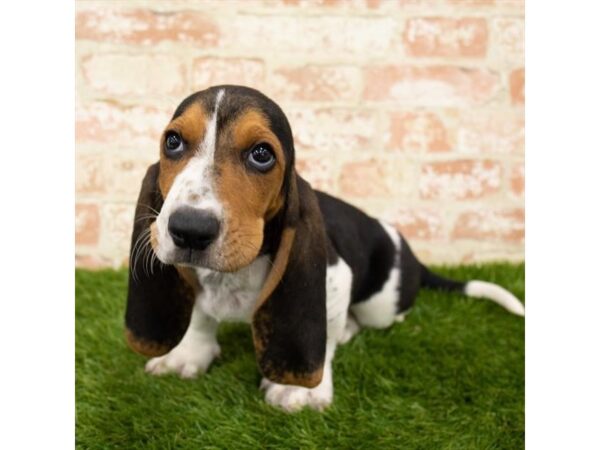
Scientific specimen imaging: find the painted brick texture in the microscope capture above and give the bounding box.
[75,0,524,267]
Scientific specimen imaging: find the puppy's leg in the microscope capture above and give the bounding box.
[351,222,405,330]
[261,257,352,412]
[145,298,220,379]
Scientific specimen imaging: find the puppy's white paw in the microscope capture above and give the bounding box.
[338,315,360,344]
[260,378,333,412]
[145,341,220,379]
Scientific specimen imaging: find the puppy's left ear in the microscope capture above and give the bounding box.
[252,174,328,388]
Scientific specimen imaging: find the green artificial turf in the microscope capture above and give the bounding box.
[76,263,524,449]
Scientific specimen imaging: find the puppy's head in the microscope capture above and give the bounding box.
[151,86,294,272]
[127,86,328,386]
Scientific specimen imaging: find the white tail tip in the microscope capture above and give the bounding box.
[464,280,525,316]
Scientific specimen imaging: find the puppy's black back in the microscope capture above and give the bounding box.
[316,191,410,307]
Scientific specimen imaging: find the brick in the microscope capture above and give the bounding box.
[287,107,378,152]
[76,8,219,46]
[386,111,451,152]
[398,0,493,6]
[277,0,386,9]
[76,101,168,147]
[101,204,136,258]
[457,111,524,154]
[76,204,100,246]
[76,153,107,195]
[389,209,444,240]
[75,253,112,269]
[363,66,500,107]
[510,162,525,197]
[491,18,524,65]
[223,16,396,57]
[404,18,488,58]
[452,208,524,241]
[420,159,502,200]
[398,0,439,5]
[510,68,525,105]
[108,154,158,200]
[77,152,157,200]
[271,66,361,101]
[295,156,337,192]
[81,53,187,97]
[400,0,522,6]
[339,159,393,197]
[365,0,383,8]
[192,57,266,91]
[460,248,524,265]
[446,0,495,6]
[281,0,345,6]
[501,0,525,7]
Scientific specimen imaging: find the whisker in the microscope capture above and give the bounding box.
[135,214,158,223]
[130,227,151,283]
[149,244,164,276]
[132,236,150,283]
[130,228,152,283]
[137,203,160,215]
[142,234,155,277]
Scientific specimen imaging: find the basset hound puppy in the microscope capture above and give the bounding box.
[125,85,525,412]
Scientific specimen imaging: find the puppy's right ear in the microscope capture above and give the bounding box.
[124,163,195,357]
[251,175,328,388]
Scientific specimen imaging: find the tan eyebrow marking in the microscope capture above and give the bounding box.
[158,102,207,197]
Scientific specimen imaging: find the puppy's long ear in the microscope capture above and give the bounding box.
[252,174,328,388]
[125,163,195,357]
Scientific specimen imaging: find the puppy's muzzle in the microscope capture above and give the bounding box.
[168,207,220,251]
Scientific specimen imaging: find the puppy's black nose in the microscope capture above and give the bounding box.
[168,207,220,251]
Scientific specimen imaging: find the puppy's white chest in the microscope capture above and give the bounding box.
[195,255,270,323]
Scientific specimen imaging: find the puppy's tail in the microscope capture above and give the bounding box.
[420,265,525,316]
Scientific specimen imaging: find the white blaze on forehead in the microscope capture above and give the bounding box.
[154,89,227,261]
[197,89,225,158]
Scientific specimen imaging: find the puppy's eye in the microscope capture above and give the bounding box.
[164,131,184,157]
[247,144,276,172]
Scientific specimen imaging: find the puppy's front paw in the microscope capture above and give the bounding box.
[338,315,360,344]
[260,378,333,412]
[145,342,220,379]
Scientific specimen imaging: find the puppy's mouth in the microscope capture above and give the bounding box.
[168,247,214,269]
[152,232,217,269]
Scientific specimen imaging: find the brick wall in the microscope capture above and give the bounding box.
[75,0,524,268]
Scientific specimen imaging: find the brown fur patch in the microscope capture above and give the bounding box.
[158,102,207,197]
[125,329,171,357]
[257,359,324,388]
[255,227,295,312]
[276,367,324,388]
[215,109,287,270]
[175,265,201,295]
